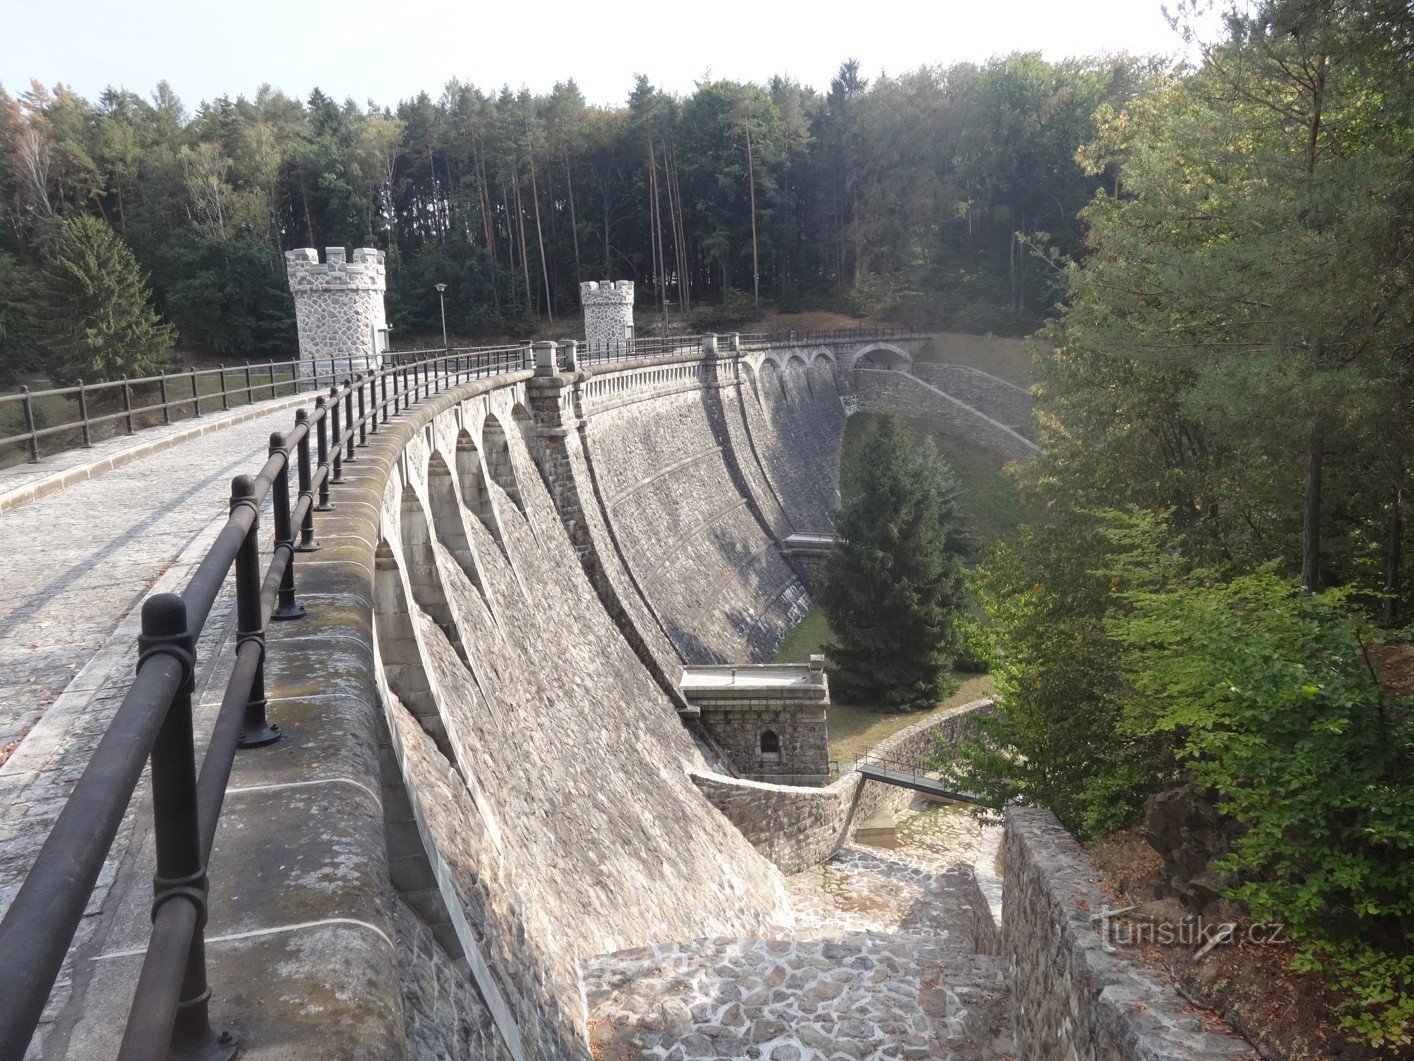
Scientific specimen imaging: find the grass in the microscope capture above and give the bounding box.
[841,409,1024,547]
[774,601,995,765]
[913,330,1044,387]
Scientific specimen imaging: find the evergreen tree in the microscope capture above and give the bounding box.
[819,412,967,711]
[35,215,175,384]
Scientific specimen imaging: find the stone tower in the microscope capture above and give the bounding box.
[580,280,635,355]
[285,247,388,374]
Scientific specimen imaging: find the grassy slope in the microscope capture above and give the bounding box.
[776,330,1031,763]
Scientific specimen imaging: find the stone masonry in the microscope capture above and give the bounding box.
[580,280,635,354]
[285,246,388,374]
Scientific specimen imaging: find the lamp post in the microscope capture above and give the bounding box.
[434,282,448,353]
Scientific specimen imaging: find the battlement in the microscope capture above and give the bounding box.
[285,246,387,292]
[580,279,634,303]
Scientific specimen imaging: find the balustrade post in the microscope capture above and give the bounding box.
[159,376,171,425]
[243,363,253,406]
[314,397,332,510]
[122,375,135,434]
[218,366,229,411]
[343,385,356,462]
[190,368,201,417]
[294,409,320,552]
[19,386,39,463]
[128,593,238,1059]
[329,386,344,484]
[269,433,305,621]
[77,380,92,448]
[230,476,281,748]
[356,376,368,448]
[380,370,389,425]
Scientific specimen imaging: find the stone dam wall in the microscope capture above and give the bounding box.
[48,340,1243,1057]
[352,346,881,1057]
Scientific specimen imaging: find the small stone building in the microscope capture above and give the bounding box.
[681,658,830,785]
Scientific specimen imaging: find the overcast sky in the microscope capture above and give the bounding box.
[4,0,1208,111]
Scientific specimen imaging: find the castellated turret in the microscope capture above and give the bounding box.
[285,247,388,374]
[580,280,635,355]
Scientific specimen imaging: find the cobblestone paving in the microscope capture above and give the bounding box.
[585,804,1013,1059]
[0,403,299,926]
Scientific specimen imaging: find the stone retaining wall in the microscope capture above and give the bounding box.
[855,368,1040,463]
[1003,808,1255,1059]
[691,699,996,874]
[910,363,1036,442]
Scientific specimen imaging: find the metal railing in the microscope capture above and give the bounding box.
[0,327,910,1059]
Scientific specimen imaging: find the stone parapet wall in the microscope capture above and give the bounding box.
[692,699,996,874]
[855,368,1040,463]
[1003,808,1255,1059]
[910,363,1036,442]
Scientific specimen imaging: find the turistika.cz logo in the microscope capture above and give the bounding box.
[1094,905,1287,956]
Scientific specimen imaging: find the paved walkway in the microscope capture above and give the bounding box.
[0,400,305,927]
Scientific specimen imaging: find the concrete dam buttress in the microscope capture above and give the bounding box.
[0,253,1256,1059]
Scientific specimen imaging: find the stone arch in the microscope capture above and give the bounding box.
[739,361,762,406]
[399,480,469,667]
[481,415,525,517]
[373,539,456,765]
[455,429,502,545]
[758,359,788,403]
[425,451,489,603]
[853,342,912,370]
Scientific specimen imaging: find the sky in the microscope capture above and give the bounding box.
[2,0,1208,111]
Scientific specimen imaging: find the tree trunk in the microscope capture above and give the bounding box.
[512,171,532,312]
[564,154,582,283]
[646,139,666,322]
[1385,468,1403,626]
[667,142,690,312]
[1301,428,1324,592]
[529,153,553,322]
[745,122,760,307]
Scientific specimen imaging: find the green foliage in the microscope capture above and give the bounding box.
[34,215,175,384]
[0,252,41,382]
[686,289,757,333]
[941,509,1176,839]
[159,237,295,356]
[1113,556,1414,1049]
[819,412,967,711]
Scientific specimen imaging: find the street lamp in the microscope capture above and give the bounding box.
[434,282,448,353]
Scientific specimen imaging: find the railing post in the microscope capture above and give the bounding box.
[122,375,135,434]
[314,397,332,511]
[355,376,367,448]
[190,368,201,418]
[19,386,39,463]
[269,432,305,621]
[380,369,390,425]
[401,365,410,411]
[159,375,171,425]
[77,380,92,448]
[343,384,356,462]
[131,593,238,1060]
[218,366,229,411]
[329,386,344,484]
[230,477,281,749]
[267,360,277,399]
[294,409,320,552]
[243,363,253,406]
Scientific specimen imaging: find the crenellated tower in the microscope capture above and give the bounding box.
[579,280,635,355]
[285,247,388,374]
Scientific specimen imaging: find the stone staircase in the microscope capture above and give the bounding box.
[583,842,1014,1060]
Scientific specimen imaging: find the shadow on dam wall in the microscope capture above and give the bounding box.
[361,348,853,1056]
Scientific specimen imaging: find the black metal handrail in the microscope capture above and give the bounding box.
[0,327,914,1058]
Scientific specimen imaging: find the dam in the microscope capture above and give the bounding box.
[0,251,1252,1059]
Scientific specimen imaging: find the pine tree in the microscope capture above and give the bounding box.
[36,214,175,384]
[819,412,968,711]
